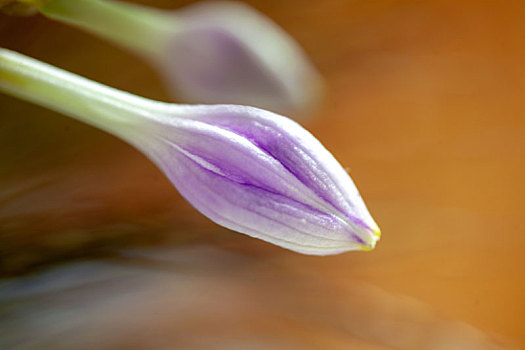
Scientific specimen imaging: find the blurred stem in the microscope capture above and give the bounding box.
[39,0,174,56]
[0,0,43,16]
[0,48,158,141]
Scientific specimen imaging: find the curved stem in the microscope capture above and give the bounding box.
[0,48,159,141]
[39,0,175,57]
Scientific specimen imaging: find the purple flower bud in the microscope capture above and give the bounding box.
[0,49,380,255]
[137,104,380,254]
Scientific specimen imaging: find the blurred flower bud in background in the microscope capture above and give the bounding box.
[37,0,324,116]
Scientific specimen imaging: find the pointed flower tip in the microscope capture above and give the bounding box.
[359,226,381,252]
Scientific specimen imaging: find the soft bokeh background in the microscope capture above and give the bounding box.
[1,0,524,348]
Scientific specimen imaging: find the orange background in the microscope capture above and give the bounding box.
[1,1,524,348]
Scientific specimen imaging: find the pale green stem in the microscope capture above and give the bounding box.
[39,0,175,57]
[0,48,163,142]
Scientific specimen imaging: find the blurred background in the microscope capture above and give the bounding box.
[0,0,524,348]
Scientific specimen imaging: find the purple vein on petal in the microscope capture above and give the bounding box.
[186,109,373,232]
[160,146,355,252]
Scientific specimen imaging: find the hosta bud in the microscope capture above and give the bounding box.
[37,0,323,116]
[0,49,379,255]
